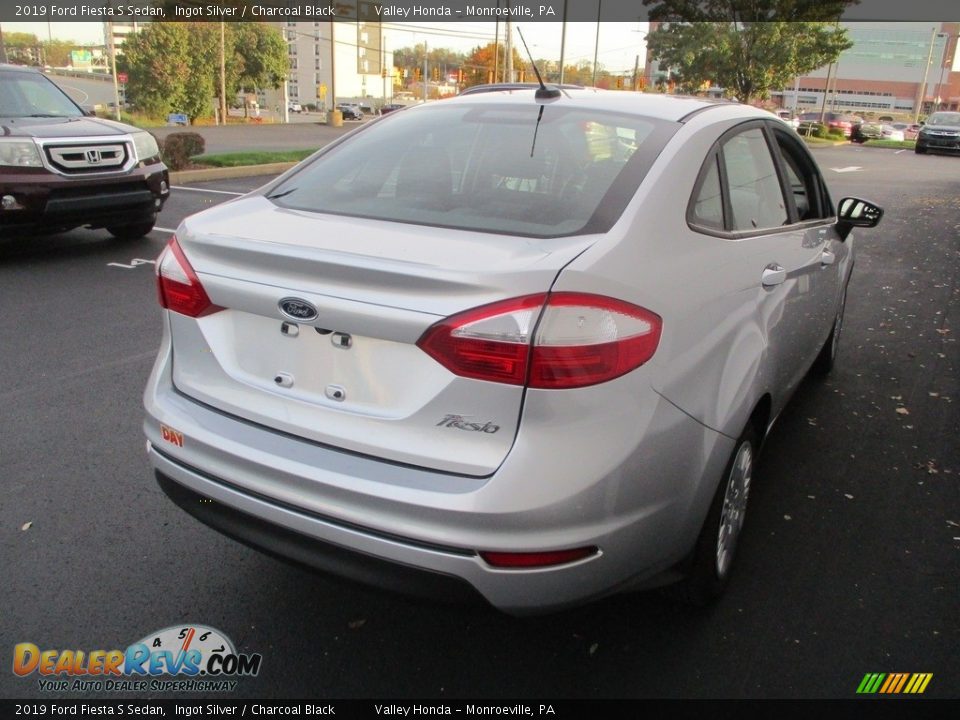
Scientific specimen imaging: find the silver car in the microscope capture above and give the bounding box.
[144,88,882,613]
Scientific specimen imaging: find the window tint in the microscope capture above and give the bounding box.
[691,154,724,230]
[0,70,83,118]
[268,104,675,238]
[721,128,788,231]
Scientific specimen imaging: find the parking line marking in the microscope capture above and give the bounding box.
[171,186,244,196]
[154,227,178,234]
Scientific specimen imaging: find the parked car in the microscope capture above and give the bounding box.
[288,102,302,114]
[798,111,859,137]
[915,111,960,154]
[336,104,363,120]
[380,103,407,115]
[0,63,169,240]
[775,109,800,129]
[851,121,903,142]
[891,122,918,140]
[146,88,882,613]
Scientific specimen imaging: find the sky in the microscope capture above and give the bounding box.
[1,20,650,74]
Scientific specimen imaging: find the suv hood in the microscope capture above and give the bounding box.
[0,116,136,139]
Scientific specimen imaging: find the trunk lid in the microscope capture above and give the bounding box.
[168,196,596,476]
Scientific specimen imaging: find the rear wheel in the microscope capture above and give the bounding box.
[914,145,927,154]
[679,425,758,605]
[107,219,155,240]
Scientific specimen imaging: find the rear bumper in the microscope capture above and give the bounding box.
[144,326,734,614]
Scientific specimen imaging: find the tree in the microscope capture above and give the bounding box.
[229,22,288,96]
[4,32,41,66]
[121,21,287,122]
[461,43,525,88]
[644,0,857,103]
[122,23,190,119]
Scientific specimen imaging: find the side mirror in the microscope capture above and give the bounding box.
[836,197,883,241]
[82,106,97,117]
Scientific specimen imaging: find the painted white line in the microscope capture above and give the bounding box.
[895,149,906,154]
[154,227,178,234]
[171,186,244,196]
[830,166,863,173]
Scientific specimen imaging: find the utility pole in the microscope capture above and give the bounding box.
[106,22,121,121]
[505,19,513,83]
[633,54,639,92]
[0,23,7,64]
[219,22,227,126]
[558,0,567,84]
[423,40,428,101]
[914,26,938,123]
[592,0,601,86]
[329,20,337,111]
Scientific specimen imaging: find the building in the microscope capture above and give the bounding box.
[104,21,150,56]
[264,19,395,113]
[777,22,960,115]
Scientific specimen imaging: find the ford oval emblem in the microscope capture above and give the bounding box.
[278,297,318,322]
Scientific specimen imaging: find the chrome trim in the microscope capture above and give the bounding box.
[33,135,137,176]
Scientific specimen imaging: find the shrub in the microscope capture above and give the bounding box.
[161,132,205,170]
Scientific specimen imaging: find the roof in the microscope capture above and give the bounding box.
[448,86,740,123]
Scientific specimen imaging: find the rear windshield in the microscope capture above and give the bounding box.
[0,70,83,118]
[268,103,676,237]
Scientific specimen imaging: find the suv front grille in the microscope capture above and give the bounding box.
[44,142,130,174]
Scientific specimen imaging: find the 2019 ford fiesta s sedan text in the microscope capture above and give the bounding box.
[144,87,882,614]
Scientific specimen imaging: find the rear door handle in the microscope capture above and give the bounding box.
[761,264,786,287]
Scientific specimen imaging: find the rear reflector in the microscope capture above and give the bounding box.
[417,292,661,389]
[156,236,223,318]
[480,546,599,569]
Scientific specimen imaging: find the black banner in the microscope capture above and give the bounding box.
[0,0,958,23]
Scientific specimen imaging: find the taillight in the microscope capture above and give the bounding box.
[417,292,661,389]
[156,236,223,318]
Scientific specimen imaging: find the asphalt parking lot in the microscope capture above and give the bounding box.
[1,144,957,701]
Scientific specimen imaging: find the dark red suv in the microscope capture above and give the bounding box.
[0,64,169,240]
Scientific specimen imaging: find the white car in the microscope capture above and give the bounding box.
[145,88,883,613]
[288,102,302,114]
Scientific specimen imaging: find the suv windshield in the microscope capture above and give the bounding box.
[0,69,84,118]
[269,103,675,237]
[926,112,960,126]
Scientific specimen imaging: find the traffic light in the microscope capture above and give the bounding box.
[381,67,387,78]
[414,67,422,81]
[518,70,525,82]
[432,66,439,81]
[456,68,464,84]
[616,76,624,89]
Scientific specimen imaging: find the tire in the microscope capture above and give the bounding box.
[914,145,927,154]
[811,280,848,376]
[678,425,759,605]
[107,219,155,240]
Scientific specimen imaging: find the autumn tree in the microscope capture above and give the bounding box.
[644,0,857,103]
[122,23,190,118]
[461,43,526,87]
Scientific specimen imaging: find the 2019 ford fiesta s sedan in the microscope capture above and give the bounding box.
[144,87,882,614]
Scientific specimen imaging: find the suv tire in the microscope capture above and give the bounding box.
[107,219,156,240]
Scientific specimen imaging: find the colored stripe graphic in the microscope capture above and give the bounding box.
[857,673,932,694]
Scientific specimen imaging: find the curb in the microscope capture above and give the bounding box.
[169,161,299,185]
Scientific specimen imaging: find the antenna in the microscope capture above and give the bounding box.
[516,28,560,100]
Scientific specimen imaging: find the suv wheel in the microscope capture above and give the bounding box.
[107,219,156,240]
[914,144,927,154]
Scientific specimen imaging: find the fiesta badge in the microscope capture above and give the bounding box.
[278,297,318,322]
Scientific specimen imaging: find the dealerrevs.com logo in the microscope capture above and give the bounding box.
[13,625,262,693]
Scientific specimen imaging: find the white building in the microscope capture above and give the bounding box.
[265,20,395,112]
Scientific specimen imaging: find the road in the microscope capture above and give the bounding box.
[0,144,957,701]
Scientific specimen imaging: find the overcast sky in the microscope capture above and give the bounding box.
[2,20,650,74]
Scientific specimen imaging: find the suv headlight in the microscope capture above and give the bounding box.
[0,139,43,167]
[132,132,160,162]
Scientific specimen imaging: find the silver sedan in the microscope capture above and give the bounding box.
[144,88,882,613]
